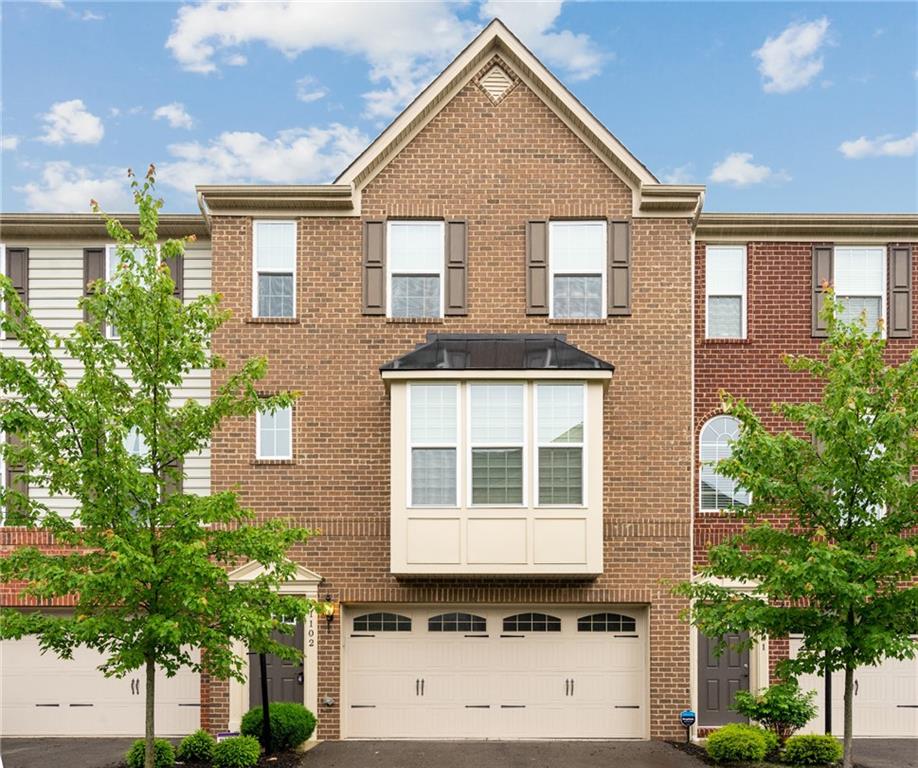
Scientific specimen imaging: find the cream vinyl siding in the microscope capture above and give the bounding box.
[0,243,212,518]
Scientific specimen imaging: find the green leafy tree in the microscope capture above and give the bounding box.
[0,167,318,768]
[677,294,918,768]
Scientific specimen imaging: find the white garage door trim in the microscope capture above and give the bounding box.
[342,604,648,740]
[791,635,918,739]
[1,636,200,737]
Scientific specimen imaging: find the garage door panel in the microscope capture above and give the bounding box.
[344,605,648,739]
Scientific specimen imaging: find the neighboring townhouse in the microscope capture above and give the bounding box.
[693,215,918,739]
[0,19,915,744]
[0,213,213,736]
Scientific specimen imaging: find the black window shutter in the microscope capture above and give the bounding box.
[811,244,834,337]
[163,253,184,301]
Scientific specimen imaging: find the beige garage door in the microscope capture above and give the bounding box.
[1,637,200,736]
[343,605,647,739]
[791,637,918,738]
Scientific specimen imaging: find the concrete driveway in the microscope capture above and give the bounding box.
[1,738,915,768]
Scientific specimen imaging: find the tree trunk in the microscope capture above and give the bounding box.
[842,664,855,768]
[144,656,156,768]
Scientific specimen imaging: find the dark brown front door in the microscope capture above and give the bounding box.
[699,631,750,726]
[249,622,304,707]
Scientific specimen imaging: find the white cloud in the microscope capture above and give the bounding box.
[157,124,369,192]
[296,76,328,103]
[81,10,104,22]
[754,17,830,94]
[38,99,104,145]
[153,102,195,129]
[225,53,247,66]
[17,162,133,212]
[39,0,65,8]
[839,131,918,159]
[660,163,696,185]
[709,152,790,187]
[1,135,20,151]
[166,1,605,119]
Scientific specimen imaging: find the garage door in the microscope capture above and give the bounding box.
[1,637,200,736]
[791,637,918,738]
[343,605,647,739]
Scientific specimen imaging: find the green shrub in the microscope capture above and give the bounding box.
[733,682,818,744]
[125,738,175,768]
[176,729,217,763]
[212,735,261,768]
[782,734,843,766]
[241,702,316,751]
[706,723,768,763]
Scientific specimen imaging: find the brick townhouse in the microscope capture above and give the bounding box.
[0,20,915,742]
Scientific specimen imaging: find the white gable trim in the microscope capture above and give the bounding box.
[228,560,322,591]
[335,20,657,202]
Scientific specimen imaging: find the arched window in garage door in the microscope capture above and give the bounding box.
[352,612,412,632]
[502,612,561,632]
[577,612,637,632]
[428,612,486,632]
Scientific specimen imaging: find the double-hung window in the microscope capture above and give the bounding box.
[409,384,457,505]
[253,221,296,318]
[257,406,292,460]
[705,245,747,339]
[536,383,585,505]
[388,221,444,318]
[105,245,147,338]
[549,221,606,319]
[834,246,885,333]
[470,384,525,505]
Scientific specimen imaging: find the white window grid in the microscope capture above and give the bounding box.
[705,245,747,339]
[407,382,460,507]
[534,382,587,507]
[252,220,297,319]
[548,221,607,320]
[256,406,293,460]
[834,246,886,336]
[466,382,527,508]
[386,220,445,319]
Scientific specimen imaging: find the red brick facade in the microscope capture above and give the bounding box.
[207,72,694,739]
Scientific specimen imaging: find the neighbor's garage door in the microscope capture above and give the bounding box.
[1,637,200,736]
[343,605,647,739]
[791,636,918,738]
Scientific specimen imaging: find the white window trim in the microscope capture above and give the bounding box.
[699,415,751,512]
[534,382,588,508]
[407,382,460,507]
[705,244,747,340]
[252,220,298,319]
[466,383,528,508]
[548,220,607,320]
[385,220,445,319]
[833,245,887,338]
[256,406,293,461]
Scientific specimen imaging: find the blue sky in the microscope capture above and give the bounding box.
[1,1,916,213]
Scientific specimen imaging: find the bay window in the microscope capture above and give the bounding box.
[470,383,524,505]
[536,383,584,505]
[409,383,457,505]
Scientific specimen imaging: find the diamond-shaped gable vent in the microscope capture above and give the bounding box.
[480,65,513,101]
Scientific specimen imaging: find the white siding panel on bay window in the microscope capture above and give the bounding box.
[0,244,213,518]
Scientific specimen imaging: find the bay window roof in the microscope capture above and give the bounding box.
[380,334,614,373]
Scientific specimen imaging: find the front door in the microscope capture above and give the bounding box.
[249,623,304,708]
[698,631,749,726]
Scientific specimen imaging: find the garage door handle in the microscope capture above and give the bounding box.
[565,679,569,696]
[416,679,420,696]
[421,679,425,696]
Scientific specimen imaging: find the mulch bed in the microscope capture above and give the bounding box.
[666,739,868,768]
[176,755,304,768]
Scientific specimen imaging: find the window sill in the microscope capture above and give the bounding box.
[386,317,445,325]
[703,337,750,345]
[246,317,300,325]
[252,458,296,466]
[547,318,608,325]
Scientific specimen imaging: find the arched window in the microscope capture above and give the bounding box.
[428,613,486,632]
[502,612,561,632]
[700,415,750,511]
[577,612,637,632]
[352,612,412,632]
